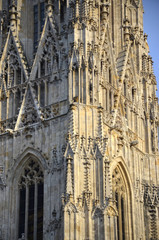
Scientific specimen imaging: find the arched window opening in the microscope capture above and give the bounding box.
[18,159,44,240]
[112,165,131,240]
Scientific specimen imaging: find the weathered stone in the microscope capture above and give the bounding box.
[0,0,159,240]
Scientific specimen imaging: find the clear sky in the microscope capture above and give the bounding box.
[143,0,159,97]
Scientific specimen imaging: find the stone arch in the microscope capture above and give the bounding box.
[92,207,103,219]
[9,147,48,183]
[110,156,135,240]
[110,156,133,193]
[7,148,47,240]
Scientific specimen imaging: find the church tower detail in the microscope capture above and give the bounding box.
[0,0,159,239]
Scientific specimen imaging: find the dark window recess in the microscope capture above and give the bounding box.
[125,106,127,119]
[10,69,14,86]
[17,69,21,85]
[18,161,44,240]
[60,0,66,22]
[5,74,8,87]
[34,4,38,52]
[124,82,126,96]
[109,91,112,112]
[28,184,35,240]
[34,83,38,97]
[40,82,45,107]
[15,90,21,115]
[121,197,125,240]
[40,2,45,32]
[37,183,44,240]
[41,60,45,77]
[109,68,112,84]
[18,188,26,238]
[115,192,119,240]
[34,2,45,53]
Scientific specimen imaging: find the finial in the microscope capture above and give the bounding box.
[101,0,110,21]
[9,0,17,28]
[45,0,53,17]
[123,17,130,44]
[144,33,148,42]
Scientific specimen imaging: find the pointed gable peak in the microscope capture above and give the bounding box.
[30,15,59,81]
[14,84,42,130]
[64,141,74,158]
[0,30,29,81]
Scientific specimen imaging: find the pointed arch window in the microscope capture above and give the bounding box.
[112,165,132,240]
[18,159,44,240]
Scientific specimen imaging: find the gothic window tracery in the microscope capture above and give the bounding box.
[112,166,131,240]
[0,44,24,120]
[18,159,44,240]
[2,43,24,89]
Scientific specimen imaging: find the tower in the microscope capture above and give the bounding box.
[0,0,159,239]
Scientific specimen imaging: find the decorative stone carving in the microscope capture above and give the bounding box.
[0,1,158,239]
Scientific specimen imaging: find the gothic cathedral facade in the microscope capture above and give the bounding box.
[0,0,159,239]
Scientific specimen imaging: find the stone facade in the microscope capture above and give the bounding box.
[0,0,159,239]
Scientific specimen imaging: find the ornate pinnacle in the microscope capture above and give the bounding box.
[9,0,17,28]
[123,17,130,43]
[101,0,110,21]
[66,155,73,195]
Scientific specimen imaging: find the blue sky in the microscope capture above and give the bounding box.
[143,0,159,97]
